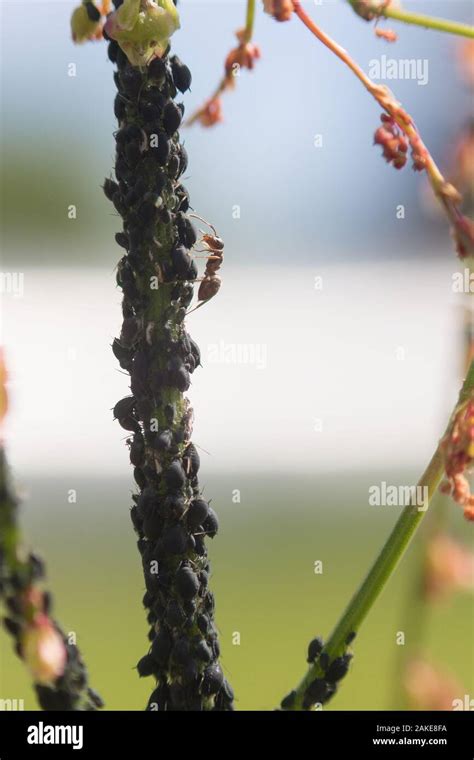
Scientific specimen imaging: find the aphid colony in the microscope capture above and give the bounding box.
[106,14,232,711]
[280,632,356,710]
[0,467,101,710]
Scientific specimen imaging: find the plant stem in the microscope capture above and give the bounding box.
[187,0,258,126]
[106,42,233,710]
[384,7,474,38]
[292,1,474,258]
[289,360,474,710]
[347,1,474,39]
[393,317,473,708]
[244,0,256,43]
[389,493,444,709]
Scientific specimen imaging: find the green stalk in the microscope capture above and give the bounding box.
[347,1,474,38]
[389,492,448,709]
[381,7,474,38]
[289,360,474,710]
[244,0,256,41]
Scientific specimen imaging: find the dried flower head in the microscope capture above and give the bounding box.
[263,0,294,22]
[374,114,408,169]
[197,97,224,127]
[225,41,261,75]
[404,657,464,711]
[424,533,474,602]
[457,39,474,88]
[409,132,428,172]
[375,27,398,43]
[441,397,474,521]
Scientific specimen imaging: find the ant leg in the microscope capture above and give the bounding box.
[188,213,218,237]
[186,300,208,315]
[192,254,221,261]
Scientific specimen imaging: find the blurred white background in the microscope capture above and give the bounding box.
[1,259,466,475]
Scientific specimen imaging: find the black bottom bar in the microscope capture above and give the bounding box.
[0,710,471,756]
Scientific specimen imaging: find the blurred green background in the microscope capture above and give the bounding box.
[0,472,472,710]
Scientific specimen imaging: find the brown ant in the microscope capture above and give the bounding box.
[187,214,224,313]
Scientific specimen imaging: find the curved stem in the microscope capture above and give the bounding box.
[292,1,474,258]
[392,314,473,708]
[347,1,474,39]
[289,360,474,710]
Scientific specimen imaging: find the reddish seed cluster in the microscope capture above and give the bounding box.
[374,114,408,170]
[196,98,224,128]
[404,657,464,711]
[263,0,294,22]
[440,398,474,522]
[374,113,428,172]
[225,40,261,75]
[409,132,427,172]
[374,27,398,43]
[191,26,261,127]
[423,533,474,602]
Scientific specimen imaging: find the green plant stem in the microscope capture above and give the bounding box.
[187,0,257,125]
[244,0,256,42]
[347,1,474,38]
[390,493,448,709]
[392,321,471,709]
[384,7,474,38]
[290,360,474,710]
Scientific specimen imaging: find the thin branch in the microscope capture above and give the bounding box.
[292,1,474,259]
[186,0,259,127]
[283,360,474,710]
[348,1,474,39]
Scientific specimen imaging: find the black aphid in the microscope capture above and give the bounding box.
[307,636,324,663]
[325,653,353,683]
[170,56,192,92]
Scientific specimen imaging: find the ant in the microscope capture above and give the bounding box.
[187,214,224,313]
